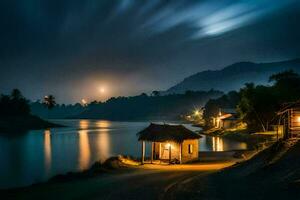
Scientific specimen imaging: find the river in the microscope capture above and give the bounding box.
[0,119,247,189]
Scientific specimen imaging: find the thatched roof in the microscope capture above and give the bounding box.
[277,100,300,115]
[137,123,201,142]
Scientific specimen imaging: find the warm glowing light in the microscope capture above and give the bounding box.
[194,110,200,116]
[81,99,88,106]
[96,128,110,162]
[78,130,91,170]
[99,87,105,94]
[297,116,300,123]
[96,120,111,129]
[78,121,92,169]
[44,130,52,173]
[212,137,224,152]
[79,120,89,129]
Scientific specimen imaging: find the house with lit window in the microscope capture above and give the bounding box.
[212,108,239,129]
[277,101,300,139]
[137,123,201,164]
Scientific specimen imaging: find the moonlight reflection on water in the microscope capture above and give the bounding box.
[0,120,247,189]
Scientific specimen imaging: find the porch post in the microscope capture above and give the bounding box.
[179,143,182,164]
[159,143,161,159]
[141,141,145,165]
[283,118,288,140]
[169,144,172,164]
[151,142,154,164]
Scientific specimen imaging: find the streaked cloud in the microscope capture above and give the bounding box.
[0,0,299,102]
[136,0,297,38]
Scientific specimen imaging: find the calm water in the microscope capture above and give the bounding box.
[0,119,247,189]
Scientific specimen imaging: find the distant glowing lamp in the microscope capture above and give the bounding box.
[194,110,200,116]
[297,116,300,123]
[81,99,88,106]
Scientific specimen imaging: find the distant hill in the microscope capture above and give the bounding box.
[166,58,300,94]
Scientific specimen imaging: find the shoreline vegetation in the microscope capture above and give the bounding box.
[203,70,300,133]
[200,127,274,150]
[31,90,223,120]
[0,89,63,133]
[0,115,63,133]
[192,70,300,153]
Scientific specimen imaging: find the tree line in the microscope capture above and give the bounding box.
[79,90,223,120]
[0,89,31,117]
[204,70,300,132]
[0,89,57,118]
[31,90,223,120]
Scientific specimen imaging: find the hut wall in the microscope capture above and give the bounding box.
[158,142,180,160]
[221,119,238,129]
[182,139,199,163]
[289,108,300,136]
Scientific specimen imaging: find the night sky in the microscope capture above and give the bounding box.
[0,0,300,103]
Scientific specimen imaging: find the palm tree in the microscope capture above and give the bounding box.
[11,89,23,100]
[43,95,56,110]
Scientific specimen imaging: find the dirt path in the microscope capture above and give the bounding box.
[2,162,234,200]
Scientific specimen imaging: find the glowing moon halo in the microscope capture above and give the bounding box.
[99,87,105,94]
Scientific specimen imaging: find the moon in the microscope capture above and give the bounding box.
[99,87,105,94]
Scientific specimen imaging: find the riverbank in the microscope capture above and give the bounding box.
[0,119,253,189]
[167,139,300,200]
[3,139,296,200]
[0,115,63,133]
[201,127,273,150]
[0,152,242,199]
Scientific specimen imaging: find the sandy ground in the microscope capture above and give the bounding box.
[165,139,300,200]
[4,141,296,200]
[139,161,234,171]
[1,155,240,200]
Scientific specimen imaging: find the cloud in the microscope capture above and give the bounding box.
[0,0,299,102]
[136,0,297,38]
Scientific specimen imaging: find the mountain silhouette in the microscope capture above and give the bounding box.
[166,58,300,94]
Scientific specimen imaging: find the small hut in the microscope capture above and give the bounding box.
[212,108,238,129]
[137,123,201,164]
[277,101,300,139]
